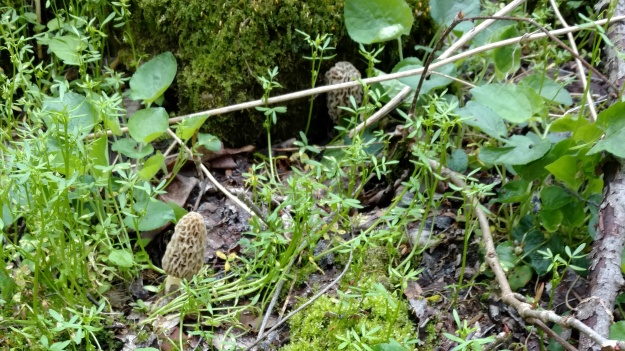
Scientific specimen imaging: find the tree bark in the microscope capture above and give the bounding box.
[576,2,625,349]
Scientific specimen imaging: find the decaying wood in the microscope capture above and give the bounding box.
[577,160,625,350]
[575,1,625,350]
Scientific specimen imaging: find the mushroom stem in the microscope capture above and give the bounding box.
[165,275,182,293]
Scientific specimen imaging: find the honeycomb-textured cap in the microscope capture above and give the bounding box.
[162,212,207,290]
[325,61,363,123]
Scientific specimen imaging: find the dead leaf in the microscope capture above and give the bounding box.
[159,174,199,207]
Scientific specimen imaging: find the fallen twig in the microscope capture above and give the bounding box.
[165,129,253,216]
[527,317,578,351]
[348,85,411,138]
[438,0,526,60]
[548,0,598,121]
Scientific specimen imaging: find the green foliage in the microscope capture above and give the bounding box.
[344,0,413,44]
[128,51,177,104]
[587,102,625,158]
[297,29,336,134]
[611,320,625,341]
[1,0,619,348]
[129,0,433,145]
[429,0,480,26]
[127,107,169,143]
[443,310,496,350]
[538,244,587,307]
[469,84,544,124]
[393,57,456,95]
[282,277,417,351]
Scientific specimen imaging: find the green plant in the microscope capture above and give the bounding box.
[538,244,587,308]
[344,0,414,61]
[443,310,496,351]
[296,29,336,135]
[256,66,287,183]
[282,274,417,351]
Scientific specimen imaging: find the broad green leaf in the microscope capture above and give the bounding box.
[515,138,572,182]
[42,92,96,136]
[49,340,71,351]
[572,123,603,143]
[448,149,468,173]
[480,133,551,165]
[345,0,413,44]
[587,102,625,157]
[89,136,109,183]
[111,138,154,159]
[516,85,546,116]
[38,35,86,65]
[108,249,134,268]
[1,203,15,229]
[509,264,533,291]
[496,241,516,271]
[560,201,585,227]
[197,133,222,152]
[177,115,209,141]
[166,201,188,221]
[550,114,585,132]
[539,209,563,232]
[495,179,531,203]
[520,74,573,106]
[595,101,625,132]
[372,69,411,103]
[545,155,584,190]
[429,0,480,26]
[0,272,16,304]
[472,20,516,47]
[610,321,625,341]
[139,153,165,180]
[456,101,507,140]
[128,52,177,104]
[471,84,534,123]
[124,200,175,232]
[493,26,521,79]
[45,136,82,175]
[392,57,455,95]
[128,107,169,143]
[512,216,552,275]
[540,186,574,210]
[103,113,123,136]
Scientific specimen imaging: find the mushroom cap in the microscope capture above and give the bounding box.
[162,212,207,284]
[324,61,363,123]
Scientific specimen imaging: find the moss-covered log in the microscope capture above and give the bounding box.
[129,0,432,146]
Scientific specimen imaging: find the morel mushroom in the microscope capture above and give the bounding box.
[162,212,207,292]
[324,61,363,123]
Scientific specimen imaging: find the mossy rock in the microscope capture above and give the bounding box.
[128,0,433,146]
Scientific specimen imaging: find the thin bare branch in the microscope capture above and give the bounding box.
[549,0,598,121]
[438,0,527,60]
[348,86,411,138]
[165,129,254,216]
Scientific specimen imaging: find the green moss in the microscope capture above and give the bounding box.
[129,0,433,146]
[282,248,417,351]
